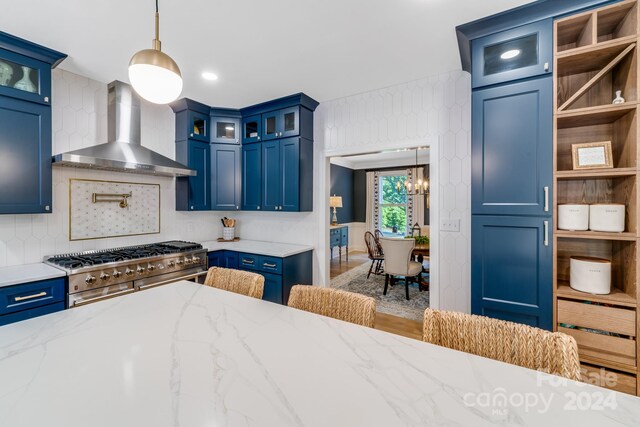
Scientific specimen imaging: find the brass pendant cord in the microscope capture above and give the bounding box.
[153,0,161,50]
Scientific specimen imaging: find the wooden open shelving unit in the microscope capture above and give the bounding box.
[554,0,640,396]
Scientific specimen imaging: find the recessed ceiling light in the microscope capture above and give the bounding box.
[500,49,521,60]
[202,72,218,81]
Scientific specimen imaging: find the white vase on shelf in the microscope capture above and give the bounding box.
[13,66,37,93]
[612,90,625,104]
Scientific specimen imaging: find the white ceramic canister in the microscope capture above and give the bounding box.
[223,227,235,241]
[569,256,611,295]
[558,204,589,231]
[589,204,625,232]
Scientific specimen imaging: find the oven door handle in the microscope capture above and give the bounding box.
[72,288,136,307]
[137,271,209,291]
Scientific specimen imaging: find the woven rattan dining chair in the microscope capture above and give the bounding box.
[364,231,384,279]
[204,267,265,299]
[288,285,376,328]
[422,309,581,380]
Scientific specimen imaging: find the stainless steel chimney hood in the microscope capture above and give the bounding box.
[52,81,196,177]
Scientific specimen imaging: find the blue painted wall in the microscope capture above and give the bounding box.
[330,164,354,223]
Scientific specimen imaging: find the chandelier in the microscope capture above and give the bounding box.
[395,148,430,207]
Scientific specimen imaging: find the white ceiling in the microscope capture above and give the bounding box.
[331,148,430,170]
[0,0,531,108]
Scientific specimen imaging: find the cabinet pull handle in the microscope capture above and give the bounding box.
[543,221,549,247]
[543,186,549,212]
[15,291,47,302]
[264,263,277,268]
[242,259,254,264]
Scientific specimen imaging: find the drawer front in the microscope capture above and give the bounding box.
[330,228,340,238]
[262,272,283,304]
[260,256,282,274]
[340,228,348,244]
[239,253,261,271]
[560,326,636,369]
[558,300,636,336]
[0,278,65,316]
[330,234,341,247]
[0,301,65,327]
[581,364,637,396]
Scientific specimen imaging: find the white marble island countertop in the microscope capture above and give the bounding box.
[1,281,639,426]
[0,262,66,289]
[199,239,314,257]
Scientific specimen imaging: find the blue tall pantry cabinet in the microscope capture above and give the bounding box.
[468,20,554,329]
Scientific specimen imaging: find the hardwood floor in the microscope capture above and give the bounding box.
[330,250,422,341]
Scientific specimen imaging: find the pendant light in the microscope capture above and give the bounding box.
[395,148,430,207]
[128,0,183,104]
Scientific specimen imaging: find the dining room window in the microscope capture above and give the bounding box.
[378,174,408,236]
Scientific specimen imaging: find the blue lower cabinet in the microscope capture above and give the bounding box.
[242,143,262,210]
[211,144,241,210]
[208,250,313,305]
[0,97,52,214]
[471,215,552,330]
[262,272,283,304]
[176,140,211,211]
[0,278,66,326]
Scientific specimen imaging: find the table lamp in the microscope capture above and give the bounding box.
[329,195,343,226]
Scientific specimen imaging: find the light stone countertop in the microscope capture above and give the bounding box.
[0,263,66,289]
[0,280,638,426]
[200,239,313,257]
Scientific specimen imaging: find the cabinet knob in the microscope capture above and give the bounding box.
[258,136,261,140]
[257,206,261,210]
[190,133,194,137]
[45,205,50,211]
[190,206,194,210]
[44,96,49,103]
[544,62,549,72]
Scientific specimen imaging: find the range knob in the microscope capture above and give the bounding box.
[100,272,111,281]
[137,266,146,274]
[147,264,156,272]
[176,259,184,266]
[167,261,176,268]
[113,270,122,279]
[184,258,193,265]
[85,275,97,285]
[192,256,200,264]
[157,263,165,270]
[125,268,134,277]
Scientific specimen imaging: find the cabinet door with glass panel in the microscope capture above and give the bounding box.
[210,115,240,144]
[262,106,300,141]
[242,114,262,144]
[471,19,552,88]
[0,48,51,105]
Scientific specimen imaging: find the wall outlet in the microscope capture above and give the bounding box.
[440,218,460,232]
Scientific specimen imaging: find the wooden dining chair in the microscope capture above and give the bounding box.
[204,267,265,299]
[422,308,581,380]
[288,285,376,327]
[378,237,422,300]
[364,231,384,278]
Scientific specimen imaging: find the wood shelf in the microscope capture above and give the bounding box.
[579,355,638,375]
[557,283,637,307]
[555,167,637,179]
[556,102,638,128]
[557,36,638,74]
[555,230,637,241]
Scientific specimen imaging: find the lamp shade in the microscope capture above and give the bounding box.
[329,196,343,208]
[128,48,183,104]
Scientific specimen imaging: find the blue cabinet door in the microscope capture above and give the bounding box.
[0,48,53,105]
[472,215,552,330]
[262,272,283,304]
[188,111,209,142]
[472,77,552,216]
[262,140,282,211]
[242,114,262,144]
[223,251,239,269]
[208,251,222,268]
[471,19,552,88]
[279,106,300,139]
[210,116,240,144]
[241,143,262,210]
[211,144,241,210]
[262,110,279,141]
[176,140,210,211]
[0,97,51,214]
[280,138,299,211]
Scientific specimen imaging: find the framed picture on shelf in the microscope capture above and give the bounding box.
[571,141,613,170]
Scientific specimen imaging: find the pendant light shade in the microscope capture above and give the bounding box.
[128,0,182,104]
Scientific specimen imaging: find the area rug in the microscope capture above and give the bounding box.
[331,262,429,322]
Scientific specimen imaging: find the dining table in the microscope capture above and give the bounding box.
[0,280,639,426]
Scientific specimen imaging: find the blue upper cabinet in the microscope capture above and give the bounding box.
[262,138,313,212]
[0,97,52,213]
[472,76,552,216]
[242,114,262,144]
[262,106,301,140]
[0,32,65,215]
[210,108,241,144]
[175,140,210,211]
[471,20,553,89]
[188,111,209,142]
[211,143,241,210]
[242,143,262,210]
[262,140,282,211]
[472,215,552,330]
[170,98,211,142]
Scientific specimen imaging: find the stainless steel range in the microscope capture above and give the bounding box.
[45,241,207,307]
